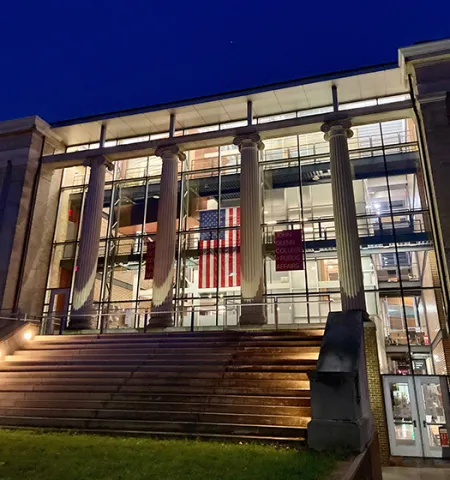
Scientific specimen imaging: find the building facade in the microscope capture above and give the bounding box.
[1,40,450,378]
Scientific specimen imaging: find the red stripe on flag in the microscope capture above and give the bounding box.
[205,240,211,289]
[213,239,218,289]
[221,238,226,288]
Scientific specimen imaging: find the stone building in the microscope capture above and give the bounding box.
[1,40,450,378]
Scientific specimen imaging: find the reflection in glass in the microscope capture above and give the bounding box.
[421,382,446,449]
[390,383,416,446]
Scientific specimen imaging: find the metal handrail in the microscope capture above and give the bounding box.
[37,296,332,335]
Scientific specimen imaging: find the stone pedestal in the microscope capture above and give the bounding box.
[149,146,185,328]
[234,133,266,326]
[322,118,366,311]
[70,156,110,330]
[308,311,374,452]
[308,119,374,454]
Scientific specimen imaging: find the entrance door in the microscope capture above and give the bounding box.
[48,288,70,334]
[383,376,422,457]
[415,376,450,458]
[383,375,450,458]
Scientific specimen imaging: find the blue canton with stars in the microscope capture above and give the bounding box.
[200,209,226,240]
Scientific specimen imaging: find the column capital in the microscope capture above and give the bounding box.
[155,144,186,161]
[84,155,114,171]
[321,119,353,141]
[233,133,265,151]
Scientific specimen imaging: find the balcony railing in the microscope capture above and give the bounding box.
[62,131,418,187]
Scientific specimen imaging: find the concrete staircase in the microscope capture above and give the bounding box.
[0,330,323,443]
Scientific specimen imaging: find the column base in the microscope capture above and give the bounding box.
[239,303,266,326]
[68,311,98,330]
[148,311,174,328]
[308,415,373,452]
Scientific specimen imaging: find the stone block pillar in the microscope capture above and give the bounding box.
[0,116,61,315]
[234,133,266,326]
[400,40,450,310]
[149,145,185,328]
[18,164,63,316]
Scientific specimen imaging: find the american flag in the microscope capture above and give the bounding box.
[199,207,240,288]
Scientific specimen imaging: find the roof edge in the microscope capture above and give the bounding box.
[50,61,398,128]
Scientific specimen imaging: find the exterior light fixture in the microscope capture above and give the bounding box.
[23,331,33,341]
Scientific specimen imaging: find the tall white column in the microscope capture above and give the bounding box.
[322,119,366,311]
[234,133,266,325]
[71,156,111,329]
[149,145,185,327]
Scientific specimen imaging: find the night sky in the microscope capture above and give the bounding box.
[1,0,450,123]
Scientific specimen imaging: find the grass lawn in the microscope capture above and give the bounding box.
[0,430,336,480]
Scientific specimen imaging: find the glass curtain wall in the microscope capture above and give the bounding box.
[46,118,446,374]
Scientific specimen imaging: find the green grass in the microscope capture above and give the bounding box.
[0,430,336,480]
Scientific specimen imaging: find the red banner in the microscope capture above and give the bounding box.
[440,428,449,447]
[275,230,304,271]
[145,241,156,279]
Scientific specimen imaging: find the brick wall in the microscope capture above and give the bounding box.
[364,321,390,466]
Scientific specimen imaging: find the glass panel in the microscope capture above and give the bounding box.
[340,99,377,110]
[297,106,333,117]
[62,166,86,187]
[150,132,169,140]
[433,341,448,376]
[378,94,410,104]
[117,136,149,146]
[220,145,240,169]
[257,112,296,124]
[54,189,83,243]
[66,144,89,153]
[115,157,149,180]
[390,382,416,446]
[184,125,219,135]
[220,120,247,130]
[421,382,446,448]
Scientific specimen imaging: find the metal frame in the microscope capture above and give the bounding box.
[43,123,446,352]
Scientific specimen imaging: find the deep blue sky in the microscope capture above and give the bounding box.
[1,0,450,123]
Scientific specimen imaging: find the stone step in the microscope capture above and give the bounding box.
[0,384,311,396]
[0,375,310,389]
[0,399,310,417]
[3,358,317,368]
[19,345,321,355]
[0,363,315,373]
[0,415,307,438]
[118,385,311,395]
[0,370,313,381]
[25,344,321,351]
[27,336,322,350]
[0,376,310,390]
[0,407,310,427]
[34,330,323,342]
[0,391,311,406]
[0,330,321,441]
[11,352,319,362]
[33,331,323,345]
[5,426,306,444]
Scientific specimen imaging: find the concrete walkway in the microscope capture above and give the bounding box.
[383,467,450,479]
